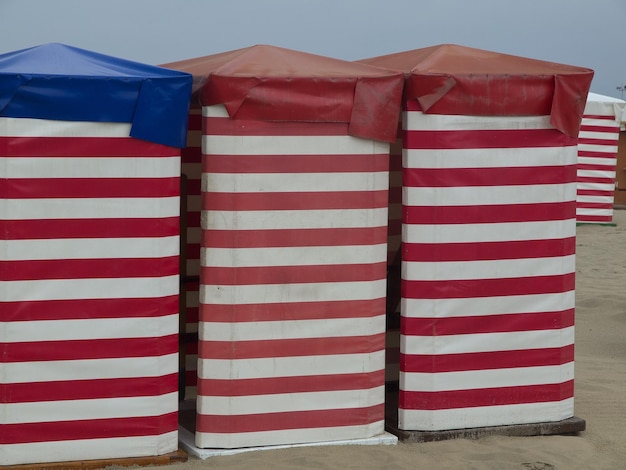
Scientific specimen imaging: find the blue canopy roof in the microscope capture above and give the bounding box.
[0,43,192,148]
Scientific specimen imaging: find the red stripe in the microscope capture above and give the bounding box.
[401,345,574,373]
[181,147,201,164]
[399,381,574,410]
[577,176,615,184]
[403,129,577,149]
[2,335,178,362]
[4,374,178,404]
[4,217,179,240]
[186,243,200,260]
[404,237,575,262]
[2,177,179,199]
[577,202,613,209]
[404,166,576,187]
[0,295,179,321]
[200,299,386,322]
[577,189,614,196]
[388,186,402,203]
[203,190,389,211]
[203,117,350,136]
[577,215,613,223]
[578,137,619,146]
[0,137,178,157]
[1,413,178,444]
[577,163,617,171]
[404,202,575,224]
[578,150,617,158]
[185,370,198,387]
[386,346,400,364]
[402,310,575,336]
[203,227,388,248]
[203,153,389,173]
[579,124,620,133]
[201,263,387,285]
[1,256,179,281]
[199,333,385,360]
[582,114,616,121]
[197,405,384,434]
[402,273,575,299]
[186,179,202,194]
[198,371,384,397]
[188,113,202,130]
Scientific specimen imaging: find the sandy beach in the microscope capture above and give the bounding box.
[157,210,626,470]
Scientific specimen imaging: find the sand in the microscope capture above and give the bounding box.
[157,210,626,470]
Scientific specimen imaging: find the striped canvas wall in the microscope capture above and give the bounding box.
[399,104,578,431]
[576,97,623,224]
[0,118,180,465]
[196,105,389,449]
[180,105,202,400]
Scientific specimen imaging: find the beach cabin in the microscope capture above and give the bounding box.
[0,43,192,465]
[163,45,404,450]
[359,44,594,435]
[577,92,626,224]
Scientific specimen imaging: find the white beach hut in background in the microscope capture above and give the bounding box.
[576,92,626,224]
[0,43,192,465]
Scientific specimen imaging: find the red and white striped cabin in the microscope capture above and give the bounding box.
[359,44,593,432]
[164,45,404,449]
[0,43,192,465]
[0,118,181,464]
[576,92,626,224]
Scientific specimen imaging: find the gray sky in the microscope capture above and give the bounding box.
[1,0,625,98]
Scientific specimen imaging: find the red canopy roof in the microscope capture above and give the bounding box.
[162,45,405,143]
[358,44,594,137]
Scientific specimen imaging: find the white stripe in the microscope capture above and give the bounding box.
[5,353,178,383]
[578,130,619,141]
[0,156,180,179]
[576,195,614,204]
[389,169,402,186]
[401,291,575,318]
[187,194,202,212]
[203,208,388,230]
[187,227,202,244]
[202,105,230,118]
[402,363,574,392]
[398,399,574,431]
[403,220,576,243]
[198,351,385,380]
[5,392,178,424]
[582,117,620,127]
[3,276,178,302]
[0,118,132,137]
[186,259,200,276]
[195,423,384,449]
[577,169,616,179]
[401,327,575,355]
[403,183,577,206]
[199,315,385,342]
[186,130,202,147]
[181,163,202,179]
[200,244,387,267]
[577,157,616,166]
[578,143,618,153]
[203,135,389,156]
[202,172,389,193]
[403,111,552,130]
[2,197,179,220]
[577,208,613,216]
[0,432,178,466]
[197,387,384,415]
[2,315,178,342]
[404,146,576,169]
[403,256,575,281]
[577,182,615,191]
[185,354,198,371]
[3,236,179,260]
[200,280,386,305]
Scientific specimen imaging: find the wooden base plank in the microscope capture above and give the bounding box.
[3,449,188,470]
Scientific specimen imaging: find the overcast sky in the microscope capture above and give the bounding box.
[1,0,625,98]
